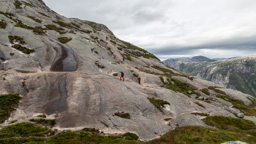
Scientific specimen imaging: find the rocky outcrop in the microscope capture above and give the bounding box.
[0,0,256,141]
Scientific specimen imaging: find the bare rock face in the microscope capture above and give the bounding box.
[0,0,256,141]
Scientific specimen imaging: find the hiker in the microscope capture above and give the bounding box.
[122,57,125,64]
[138,76,141,84]
[106,36,108,41]
[120,72,125,81]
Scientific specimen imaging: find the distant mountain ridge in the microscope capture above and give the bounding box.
[164,55,256,97]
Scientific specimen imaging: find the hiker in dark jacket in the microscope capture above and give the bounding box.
[120,72,125,81]
[138,76,141,84]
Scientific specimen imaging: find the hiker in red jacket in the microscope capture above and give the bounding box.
[138,76,141,84]
[120,72,124,81]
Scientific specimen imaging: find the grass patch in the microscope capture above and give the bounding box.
[114,112,131,119]
[148,97,170,109]
[113,73,118,76]
[58,37,72,44]
[14,0,22,9]
[45,24,65,34]
[22,1,35,7]
[8,120,17,124]
[194,102,205,108]
[28,16,42,23]
[71,22,80,28]
[37,115,46,118]
[0,11,16,22]
[33,26,45,35]
[8,35,26,45]
[0,20,7,29]
[39,12,50,18]
[217,95,256,116]
[0,122,54,138]
[151,126,256,144]
[0,94,21,123]
[15,21,33,29]
[208,86,226,95]
[191,113,209,116]
[81,29,92,33]
[30,119,56,127]
[200,88,210,95]
[12,44,35,54]
[122,132,139,140]
[82,128,100,133]
[164,79,200,97]
[203,116,256,131]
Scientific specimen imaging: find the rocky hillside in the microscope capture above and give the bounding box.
[0,0,256,143]
[164,56,256,97]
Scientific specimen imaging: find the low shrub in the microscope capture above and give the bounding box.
[14,0,22,9]
[30,119,56,127]
[194,102,205,108]
[8,36,26,45]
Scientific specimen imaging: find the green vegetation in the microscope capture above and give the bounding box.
[0,122,54,138]
[164,79,200,97]
[200,88,210,95]
[191,113,209,116]
[71,22,80,28]
[8,35,26,45]
[53,21,71,28]
[203,116,256,131]
[0,11,16,22]
[58,37,72,43]
[229,72,256,97]
[14,0,22,9]
[28,16,42,23]
[160,76,165,84]
[148,97,170,109]
[122,132,139,140]
[22,1,35,7]
[30,119,56,127]
[82,128,100,133]
[113,73,118,76]
[15,20,33,29]
[208,86,226,95]
[0,94,21,123]
[45,24,65,34]
[0,20,7,29]
[12,44,35,54]
[216,95,256,116]
[8,120,17,124]
[33,26,45,35]
[194,102,205,108]
[114,112,131,119]
[10,53,15,56]
[37,114,46,118]
[81,29,92,33]
[39,12,50,18]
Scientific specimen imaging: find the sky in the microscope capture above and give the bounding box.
[43,0,256,60]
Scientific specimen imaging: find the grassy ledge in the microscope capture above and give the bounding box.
[200,88,210,95]
[194,102,205,108]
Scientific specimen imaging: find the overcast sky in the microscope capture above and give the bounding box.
[43,0,256,60]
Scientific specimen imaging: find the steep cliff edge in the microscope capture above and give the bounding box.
[0,0,256,143]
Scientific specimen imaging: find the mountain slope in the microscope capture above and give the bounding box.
[164,56,256,97]
[0,0,256,143]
